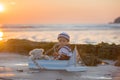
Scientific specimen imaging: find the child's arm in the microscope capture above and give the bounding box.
[45,48,54,55]
[45,43,60,56]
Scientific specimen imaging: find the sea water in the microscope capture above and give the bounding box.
[0,24,120,44]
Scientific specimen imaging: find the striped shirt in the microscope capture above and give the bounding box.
[58,46,72,57]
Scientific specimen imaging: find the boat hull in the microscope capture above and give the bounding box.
[28,59,87,72]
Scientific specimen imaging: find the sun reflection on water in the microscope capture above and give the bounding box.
[0,73,15,77]
[15,63,28,66]
[0,31,3,41]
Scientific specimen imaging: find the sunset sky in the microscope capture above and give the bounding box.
[0,0,120,24]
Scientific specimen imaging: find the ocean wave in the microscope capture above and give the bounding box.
[0,24,120,32]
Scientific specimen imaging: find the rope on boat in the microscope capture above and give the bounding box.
[32,59,46,70]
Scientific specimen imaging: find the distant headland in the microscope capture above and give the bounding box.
[110,17,120,24]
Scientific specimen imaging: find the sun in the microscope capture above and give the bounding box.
[0,4,4,12]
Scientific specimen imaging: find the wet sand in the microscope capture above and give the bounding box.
[0,53,120,80]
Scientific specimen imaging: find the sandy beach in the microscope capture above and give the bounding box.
[0,53,119,80]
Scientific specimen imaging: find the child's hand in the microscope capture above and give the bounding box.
[53,52,59,56]
[53,52,59,60]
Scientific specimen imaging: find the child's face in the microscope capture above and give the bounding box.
[58,37,69,46]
